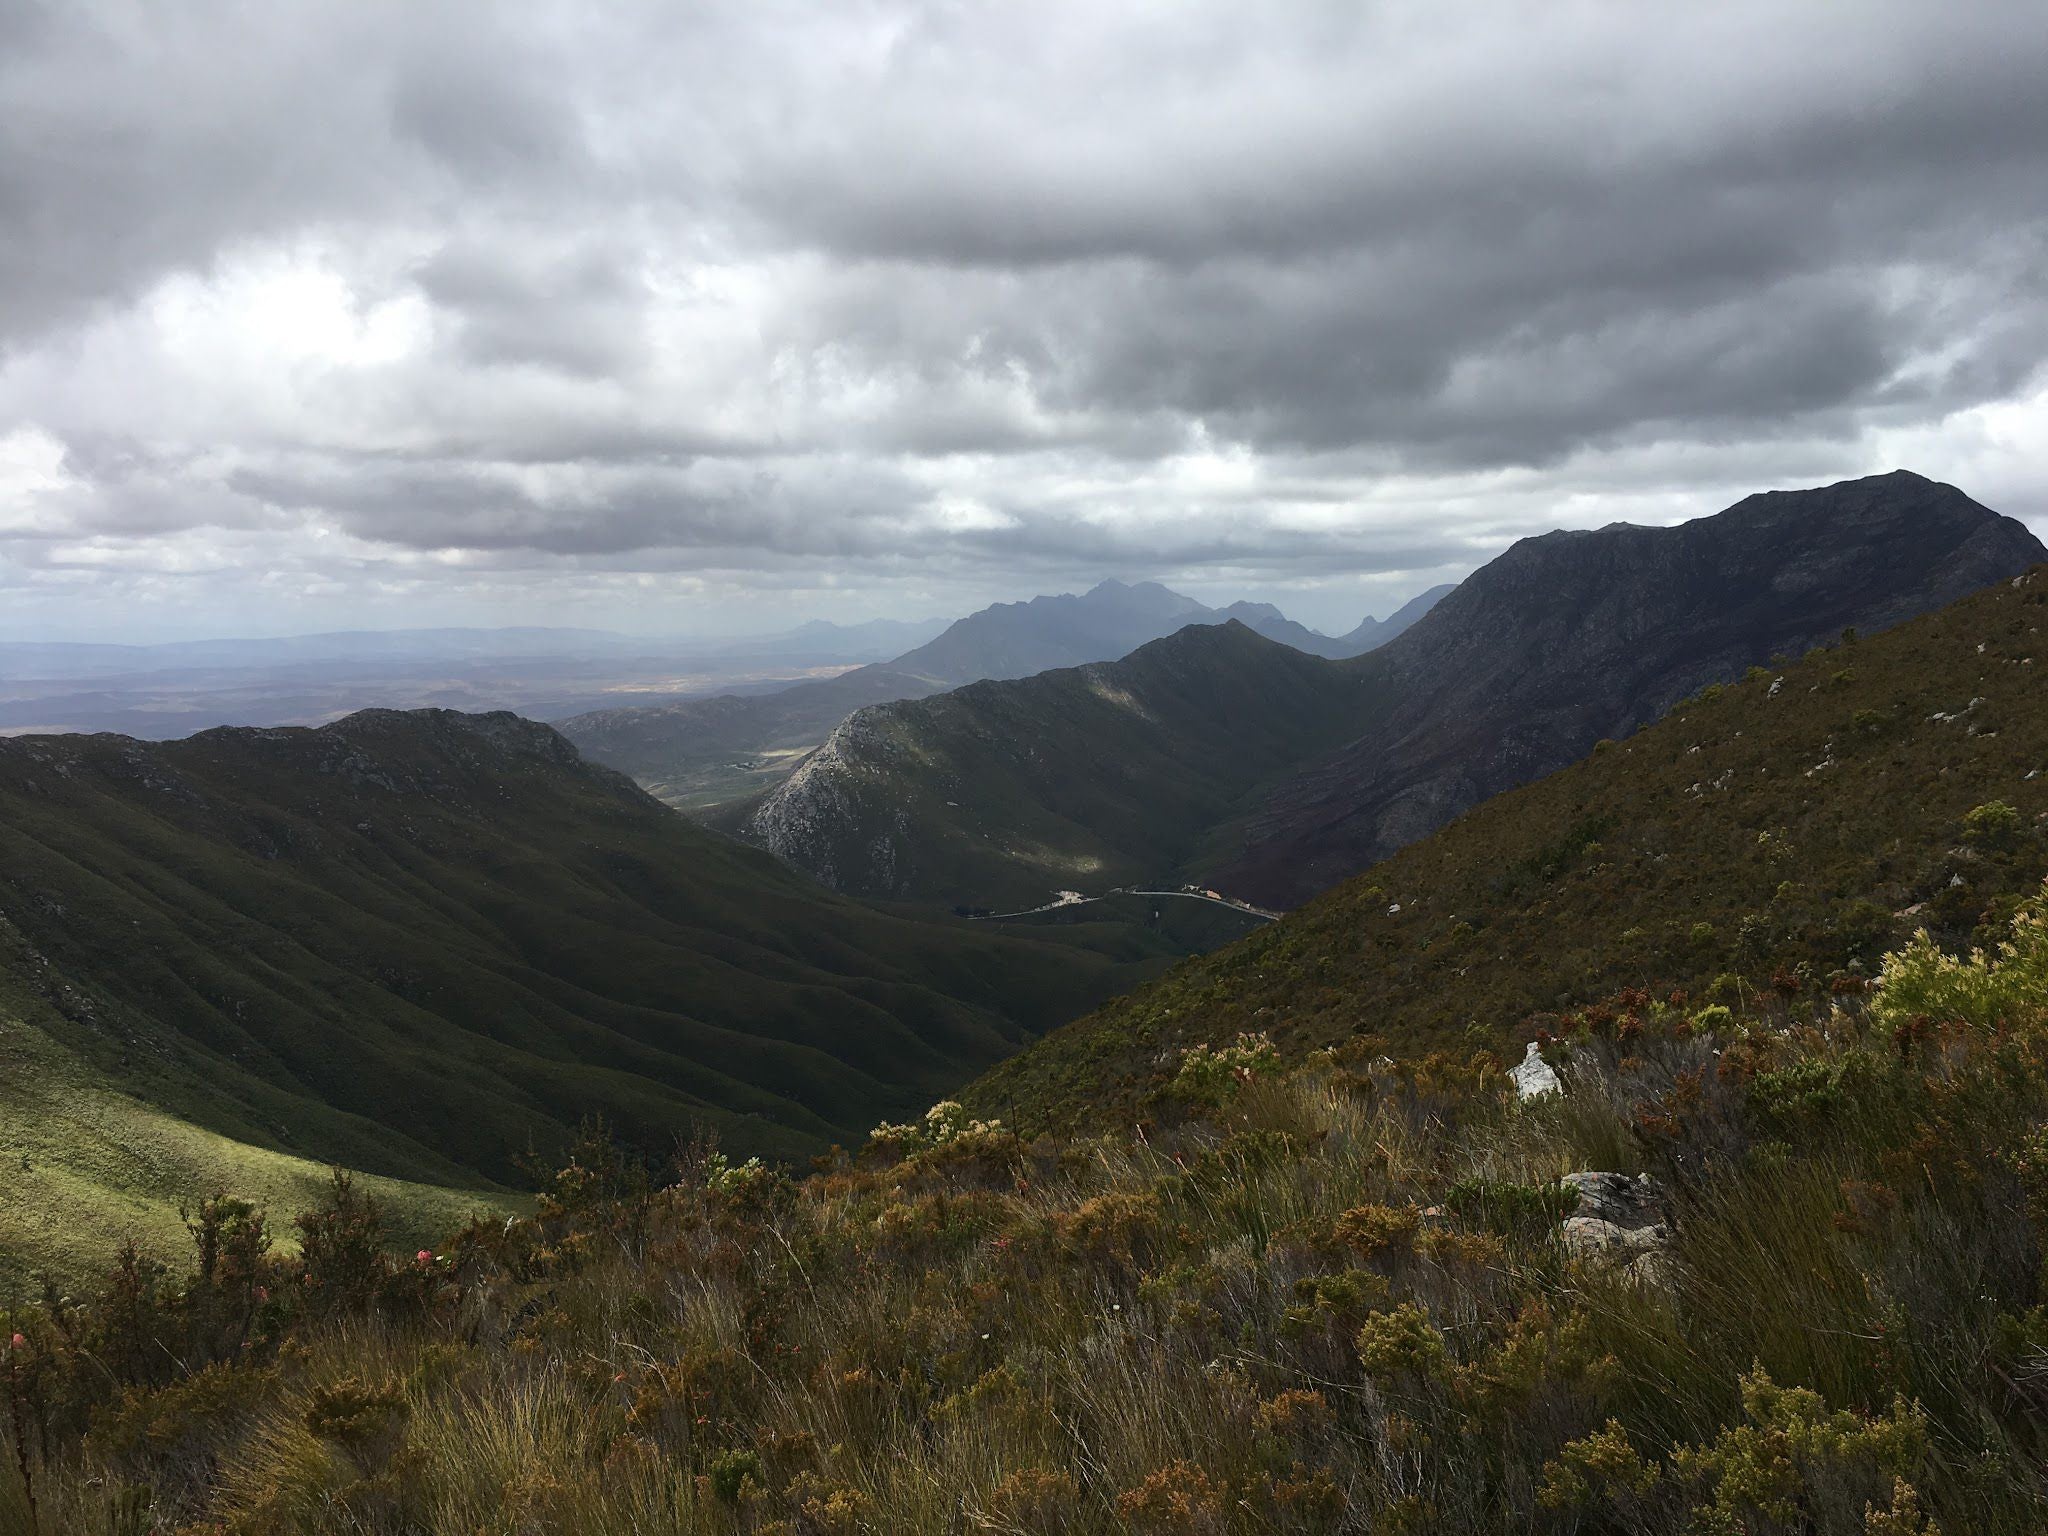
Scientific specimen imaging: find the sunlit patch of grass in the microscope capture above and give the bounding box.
[0,1014,511,1292]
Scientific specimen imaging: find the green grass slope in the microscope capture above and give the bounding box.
[0,709,1156,1193]
[735,622,1395,910]
[968,566,2048,1129]
[0,1002,509,1292]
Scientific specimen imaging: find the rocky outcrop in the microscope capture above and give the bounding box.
[1508,1041,1560,1099]
[1556,1172,1675,1285]
[741,710,907,893]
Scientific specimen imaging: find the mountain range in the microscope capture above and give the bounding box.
[559,578,1446,809]
[738,472,2046,911]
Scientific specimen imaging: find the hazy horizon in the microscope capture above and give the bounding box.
[0,573,1450,650]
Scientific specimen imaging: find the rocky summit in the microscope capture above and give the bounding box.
[1221,469,2047,906]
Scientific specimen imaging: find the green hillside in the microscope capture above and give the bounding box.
[0,710,1163,1202]
[732,623,1391,909]
[8,577,2048,1534]
[969,566,2048,1129]
[0,1006,509,1292]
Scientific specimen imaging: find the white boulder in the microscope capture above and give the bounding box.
[1508,1040,1560,1100]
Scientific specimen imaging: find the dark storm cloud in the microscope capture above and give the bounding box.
[414,237,653,380]
[226,455,935,558]
[0,0,2044,638]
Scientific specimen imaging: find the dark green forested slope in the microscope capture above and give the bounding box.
[731,622,1393,910]
[0,709,1160,1185]
[968,566,2048,1128]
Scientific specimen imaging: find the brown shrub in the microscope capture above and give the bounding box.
[1116,1459,1227,1534]
[1332,1203,1420,1258]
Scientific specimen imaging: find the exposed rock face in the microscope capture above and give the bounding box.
[1560,1171,1664,1228]
[743,710,903,893]
[1508,1041,1560,1099]
[1557,1172,1674,1284]
[1219,471,2047,907]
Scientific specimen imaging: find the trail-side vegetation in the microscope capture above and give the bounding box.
[7,888,2048,1532]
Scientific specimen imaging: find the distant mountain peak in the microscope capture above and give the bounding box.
[1339,583,1456,650]
[1214,600,1289,624]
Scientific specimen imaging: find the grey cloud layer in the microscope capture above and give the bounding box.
[0,0,2044,636]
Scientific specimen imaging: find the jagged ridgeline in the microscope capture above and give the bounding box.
[968,564,2048,1129]
[0,710,1166,1208]
[737,472,2043,913]
[558,579,1447,813]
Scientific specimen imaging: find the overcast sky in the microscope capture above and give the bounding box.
[1,1,2044,640]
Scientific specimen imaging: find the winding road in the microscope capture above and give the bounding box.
[972,886,1278,923]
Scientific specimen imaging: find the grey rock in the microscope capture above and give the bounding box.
[1559,1216,1670,1261]
[1509,1041,1561,1100]
[1559,1171,1664,1229]
[1556,1171,1679,1285]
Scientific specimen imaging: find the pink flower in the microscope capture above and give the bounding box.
[8,1333,23,1350]
[417,1249,433,1265]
